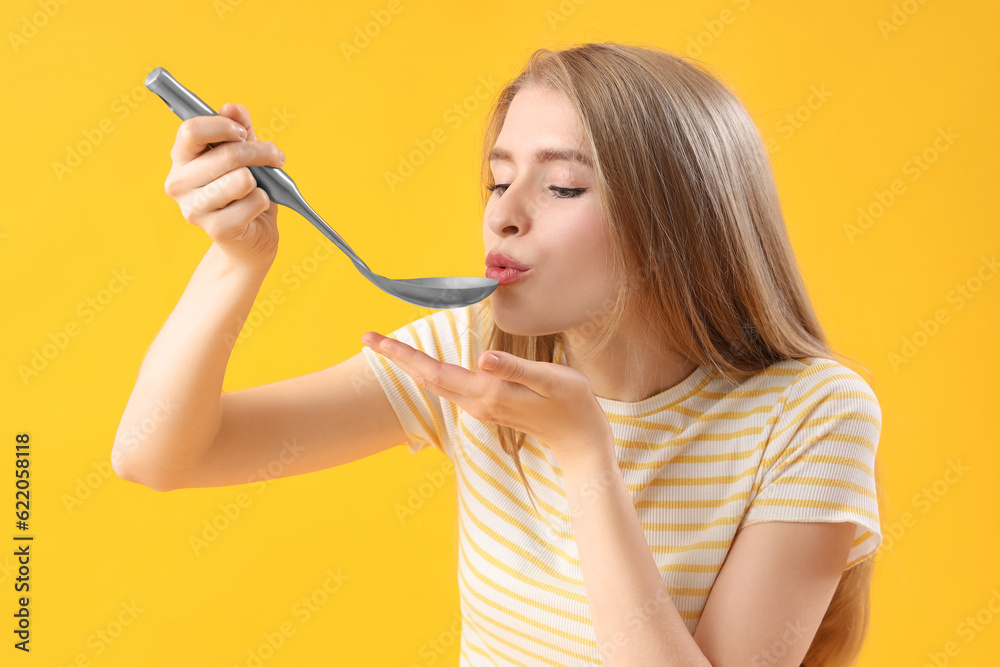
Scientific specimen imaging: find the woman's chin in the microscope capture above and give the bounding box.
[490,312,532,337]
[491,314,559,338]
[487,297,563,337]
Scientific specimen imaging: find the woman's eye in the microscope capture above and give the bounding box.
[487,183,587,199]
[548,186,587,199]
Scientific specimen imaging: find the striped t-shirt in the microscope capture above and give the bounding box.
[361,303,883,667]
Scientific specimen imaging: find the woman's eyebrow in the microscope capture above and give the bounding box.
[488,145,593,168]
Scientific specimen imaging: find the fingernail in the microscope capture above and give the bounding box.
[483,353,499,370]
[237,126,247,139]
[278,151,286,164]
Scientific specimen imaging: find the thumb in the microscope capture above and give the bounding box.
[479,352,527,385]
[478,350,552,396]
[480,351,503,372]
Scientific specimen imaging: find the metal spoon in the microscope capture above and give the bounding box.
[144,67,498,309]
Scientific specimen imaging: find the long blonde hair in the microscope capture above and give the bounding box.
[474,42,885,666]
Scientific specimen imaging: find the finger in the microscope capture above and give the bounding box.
[363,336,471,407]
[171,113,248,165]
[362,334,425,383]
[478,350,552,396]
[365,333,480,397]
[192,187,272,238]
[396,359,468,406]
[184,163,259,216]
[218,102,260,142]
[175,140,285,203]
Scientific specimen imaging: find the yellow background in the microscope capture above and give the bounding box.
[3,0,998,664]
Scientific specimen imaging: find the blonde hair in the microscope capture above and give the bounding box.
[474,42,884,666]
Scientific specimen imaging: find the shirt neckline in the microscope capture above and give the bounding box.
[552,335,711,415]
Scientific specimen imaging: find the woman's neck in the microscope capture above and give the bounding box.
[560,321,698,403]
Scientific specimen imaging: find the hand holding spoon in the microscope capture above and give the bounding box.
[145,67,498,309]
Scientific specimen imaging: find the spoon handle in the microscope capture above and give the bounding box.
[144,67,369,272]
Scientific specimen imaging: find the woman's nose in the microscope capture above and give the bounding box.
[486,183,536,237]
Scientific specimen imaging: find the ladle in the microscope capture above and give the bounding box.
[144,67,498,309]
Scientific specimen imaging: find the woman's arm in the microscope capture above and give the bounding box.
[111,242,273,490]
[115,102,414,491]
[113,240,410,492]
[562,445,714,667]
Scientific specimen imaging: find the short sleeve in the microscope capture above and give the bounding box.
[361,307,472,458]
[740,361,883,570]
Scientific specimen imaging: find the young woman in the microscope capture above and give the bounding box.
[114,43,883,667]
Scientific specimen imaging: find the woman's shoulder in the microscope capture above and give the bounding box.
[719,355,880,413]
[777,356,877,396]
[757,355,882,423]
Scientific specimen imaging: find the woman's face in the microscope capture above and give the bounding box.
[483,84,618,338]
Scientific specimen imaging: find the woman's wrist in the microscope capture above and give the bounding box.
[209,242,276,281]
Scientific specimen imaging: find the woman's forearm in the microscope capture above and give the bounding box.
[562,445,712,666]
[111,242,273,490]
